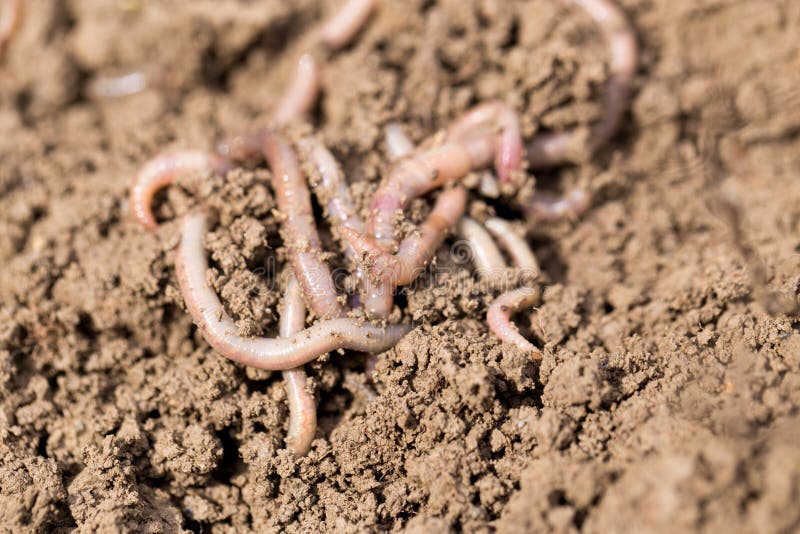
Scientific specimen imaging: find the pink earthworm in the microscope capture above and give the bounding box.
[483,217,540,273]
[384,122,415,161]
[130,151,233,231]
[481,218,542,355]
[457,217,508,281]
[367,103,521,253]
[453,215,542,353]
[0,0,21,59]
[262,132,344,320]
[446,101,524,183]
[344,187,467,317]
[368,143,481,253]
[175,212,411,370]
[273,54,321,126]
[321,0,377,50]
[527,0,637,168]
[487,287,541,356]
[525,188,591,222]
[298,136,365,267]
[279,273,317,456]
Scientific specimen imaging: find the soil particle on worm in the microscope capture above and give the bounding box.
[2,0,800,532]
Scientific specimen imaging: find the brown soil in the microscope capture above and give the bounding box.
[2,0,800,532]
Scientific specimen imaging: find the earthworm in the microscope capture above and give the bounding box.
[457,217,508,281]
[527,0,637,168]
[344,187,467,317]
[0,0,21,59]
[279,273,317,455]
[384,122,415,161]
[321,0,377,50]
[483,217,540,273]
[216,55,320,159]
[481,217,542,355]
[298,136,365,267]
[262,132,344,320]
[368,143,479,253]
[273,54,321,126]
[446,101,523,183]
[130,151,233,231]
[368,103,521,252]
[487,287,542,356]
[525,188,591,222]
[175,212,411,370]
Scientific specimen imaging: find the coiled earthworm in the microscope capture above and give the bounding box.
[321,0,377,50]
[0,0,21,59]
[368,102,522,253]
[368,143,478,252]
[487,287,541,356]
[130,151,233,231]
[262,132,344,320]
[483,217,540,273]
[525,188,591,222]
[457,217,508,281]
[344,187,467,318]
[446,101,523,183]
[384,122,415,161]
[175,212,411,370]
[527,0,637,168]
[279,273,317,456]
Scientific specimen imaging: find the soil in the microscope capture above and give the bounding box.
[2,0,800,532]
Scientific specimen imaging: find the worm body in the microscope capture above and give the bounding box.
[457,217,508,281]
[525,188,592,222]
[175,212,411,370]
[273,54,321,126]
[483,217,540,273]
[527,0,637,167]
[481,217,542,355]
[346,187,467,317]
[487,287,541,356]
[446,101,523,183]
[262,133,344,320]
[368,143,474,252]
[368,103,522,255]
[130,151,232,231]
[299,137,365,266]
[279,274,317,456]
[321,0,377,50]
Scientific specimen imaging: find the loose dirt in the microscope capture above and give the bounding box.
[1,0,799,532]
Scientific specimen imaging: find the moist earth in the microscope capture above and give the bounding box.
[1,0,800,532]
